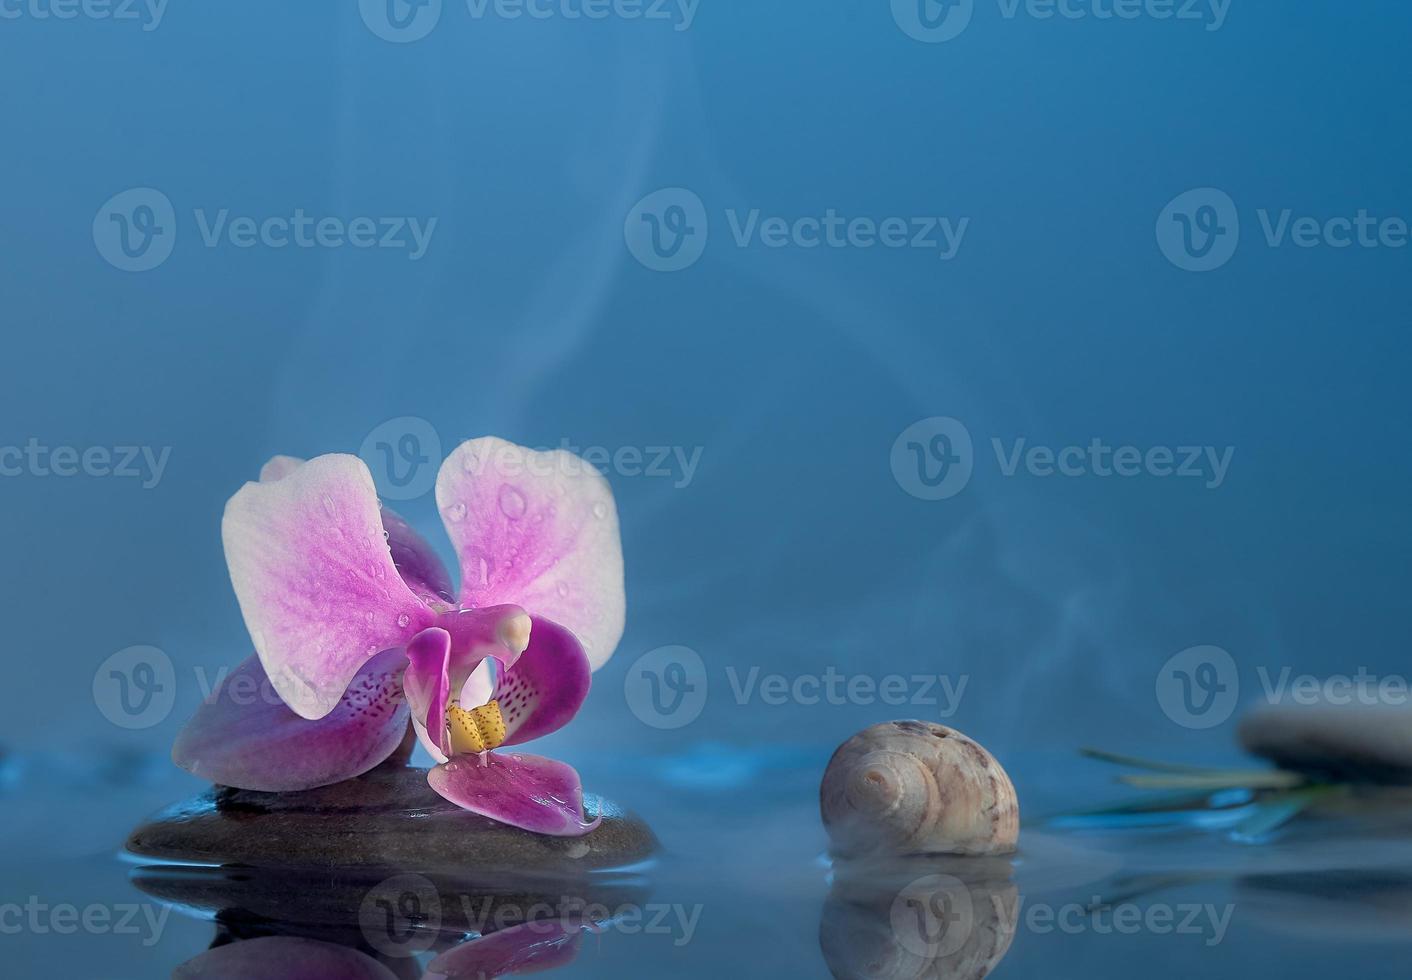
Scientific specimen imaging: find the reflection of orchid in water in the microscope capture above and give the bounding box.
[173,438,625,835]
[173,921,590,980]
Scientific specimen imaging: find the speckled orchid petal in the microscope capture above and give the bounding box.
[427,752,600,836]
[174,936,399,980]
[258,455,454,605]
[435,437,625,670]
[497,617,592,747]
[222,454,435,719]
[426,920,585,979]
[171,649,409,792]
[402,606,531,764]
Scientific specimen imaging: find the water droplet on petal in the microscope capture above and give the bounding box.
[446,502,467,522]
[397,613,411,628]
[592,502,608,519]
[498,484,527,520]
[322,495,337,517]
[556,582,570,598]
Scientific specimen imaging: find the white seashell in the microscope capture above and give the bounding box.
[820,721,1019,858]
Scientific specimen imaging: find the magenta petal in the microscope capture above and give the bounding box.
[403,627,453,762]
[427,752,601,837]
[171,649,409,792]
[174,936,398,980]
[426,920,584,979]
[497,617,591,747]
[435,438,626,670]
[222,454,435,718]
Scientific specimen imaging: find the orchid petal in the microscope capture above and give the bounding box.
[402,606,530,763]
[427,752,601,836]
[222,454,435,719]
[426,919,584,978]
[435,438,625,671]
[171,649,409,792]
[380,505,456,603]
[174,936,398,980]
[259,454,454,602]
[403,627,453,763]
[498,617,591,747]
[258,454,305,482]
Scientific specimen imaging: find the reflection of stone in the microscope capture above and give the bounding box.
[147,864,649,979]
[126,765,656,872]
[1237,869,1412,942]
[174,935,402,980]
[1239,702,1412,784]
[131,863,650,938]
[820,856,1018,980]
[173,919,599,980]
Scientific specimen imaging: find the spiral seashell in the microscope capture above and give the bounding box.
[820,721,1019,858]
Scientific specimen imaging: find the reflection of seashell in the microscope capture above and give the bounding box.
[821,856,1018,980]
[820,722,1019,858]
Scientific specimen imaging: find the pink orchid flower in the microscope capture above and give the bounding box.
[172,438,625,836]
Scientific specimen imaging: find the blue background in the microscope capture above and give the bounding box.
[1,1,1409,976]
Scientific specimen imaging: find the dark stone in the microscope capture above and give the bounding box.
[1238,702,1412,784]
[126,765,657,873]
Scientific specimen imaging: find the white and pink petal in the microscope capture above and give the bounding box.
[222,454,435,719]
[435,438,625,670]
